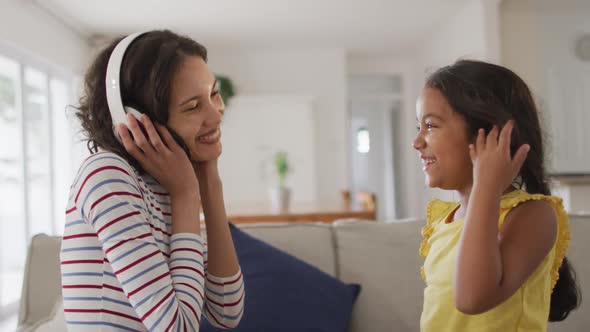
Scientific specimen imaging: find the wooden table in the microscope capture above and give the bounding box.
[226,203,376,224]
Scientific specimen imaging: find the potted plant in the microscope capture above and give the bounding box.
[215,74,235,106]
[269,151,291,212]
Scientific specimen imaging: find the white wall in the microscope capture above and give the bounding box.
[347,0,501,218]
[218,95,318,211]
[418,0,499,69]
[207,0,503,218]
[348,54,416,218]
[208,48,348,207]
[403,0,501,217]
[501,1,590,97]
[501,1,590,212]
[349,98,399,220]
[0,0,507,219]
[0,0,90,74]
[540,10,590,177]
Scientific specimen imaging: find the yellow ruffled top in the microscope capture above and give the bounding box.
[419,190,570,332]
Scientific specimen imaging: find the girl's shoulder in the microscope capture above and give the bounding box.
[499,189,565,213]
[420,199,460,261]
[426,198,459,226]
[500,189,570,290]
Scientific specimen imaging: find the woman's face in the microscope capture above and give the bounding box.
[167,56,224,162]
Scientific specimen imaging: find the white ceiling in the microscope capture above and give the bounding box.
[35,0,471,52]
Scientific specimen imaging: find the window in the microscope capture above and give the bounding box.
[0,50,76,317]
[356,127,370,153]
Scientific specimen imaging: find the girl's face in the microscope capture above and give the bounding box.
[413,87,473,191]
[167,56,224,162]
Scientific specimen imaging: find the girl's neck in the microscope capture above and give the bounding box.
[454,184,517,220]
[454,186,471,221]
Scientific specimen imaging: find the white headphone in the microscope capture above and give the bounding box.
[105,32,147,139]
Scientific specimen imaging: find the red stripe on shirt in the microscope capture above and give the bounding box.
[96,211,141,234]
[61,259,104,265]
[141,288,174,320]
[149,223,171,237]
[176,282,204,302]
[164,308,179,332]
[90,192,142,211]
[170,266,205,279]
[75,166,132,203]
[180,299,201,325]
[128,271,170,297]
[63,233,98,240]
[207,291,244,308]
[105,233,151,255]
[115,250,160,275]
[170,248,203,256]
[62,284,102,289]
[207,272,242,286]
[206,304,230,329]
[103,283,124,293]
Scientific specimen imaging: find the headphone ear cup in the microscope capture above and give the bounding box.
[113,107,144,143]
[124,107,143,122]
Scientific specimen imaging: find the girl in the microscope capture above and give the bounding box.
[415,60,580,331]
[60,30,244,331]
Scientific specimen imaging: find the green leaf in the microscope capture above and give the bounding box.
[275,151,290,186]
[215,74,235,106]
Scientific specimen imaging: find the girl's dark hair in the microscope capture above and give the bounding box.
[426,59,581,321]
[75,29,207,171]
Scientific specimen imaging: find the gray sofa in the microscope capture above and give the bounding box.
[17,216,590,331]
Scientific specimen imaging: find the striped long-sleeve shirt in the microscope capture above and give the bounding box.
[60,151,245,331]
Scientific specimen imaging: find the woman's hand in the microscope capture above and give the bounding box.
[118,113,199,197]
[469,120,530,196]
[192,159,220,184]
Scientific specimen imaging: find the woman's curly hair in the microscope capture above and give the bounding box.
[75,29,207,171]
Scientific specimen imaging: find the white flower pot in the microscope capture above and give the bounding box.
[269,187,291,212]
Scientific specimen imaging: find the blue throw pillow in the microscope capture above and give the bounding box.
[200,223,361,332]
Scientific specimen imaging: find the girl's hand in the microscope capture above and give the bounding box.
[118,113,199,197]
[469,120,530,196]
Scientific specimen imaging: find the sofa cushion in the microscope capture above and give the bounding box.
[25,300,65,332]
[333,220,424,332]
[201,223,361,332]
[18,234,62,328]
[239,222,338,277]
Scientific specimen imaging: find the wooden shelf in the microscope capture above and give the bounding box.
[228,209,376,224]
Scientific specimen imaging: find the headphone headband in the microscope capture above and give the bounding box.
[105,32,147,133]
